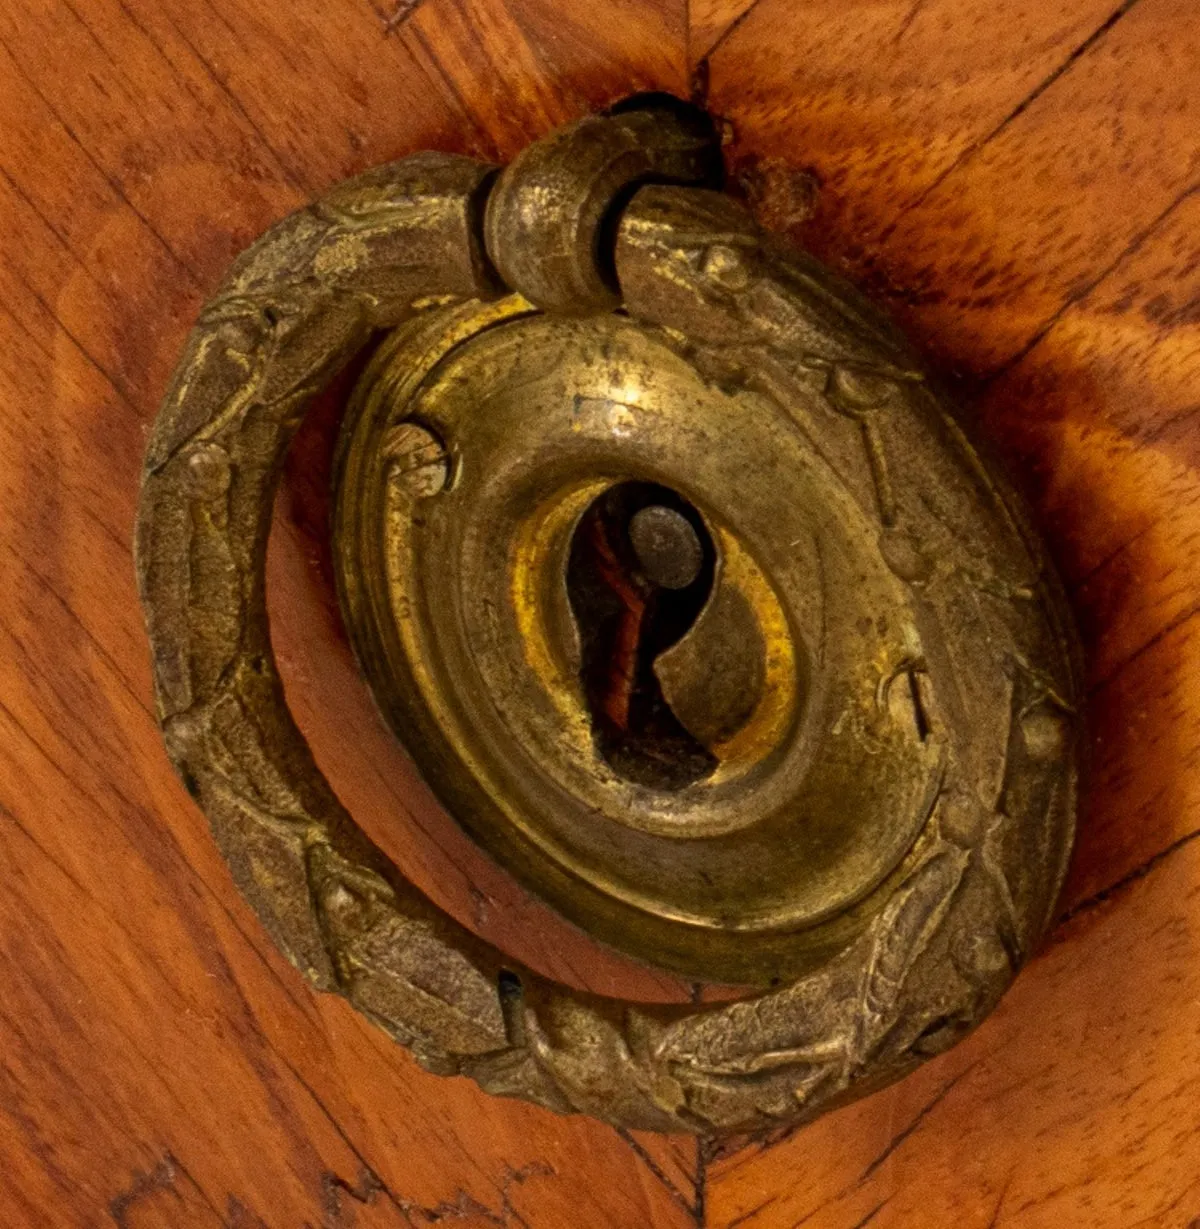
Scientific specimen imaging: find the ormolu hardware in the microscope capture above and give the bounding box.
[136,96,1080,1134]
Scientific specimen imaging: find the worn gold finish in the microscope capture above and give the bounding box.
[136,98,1081,1133]
[336,302,944,984]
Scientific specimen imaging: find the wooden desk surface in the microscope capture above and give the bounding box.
[1,0,1198,1224]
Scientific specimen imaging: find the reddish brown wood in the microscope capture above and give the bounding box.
[700,0,1200,1225]
[1,0,1198,1224]
[707,841,1200,1228]
[0,1,700,1224]
[688,0,756,63]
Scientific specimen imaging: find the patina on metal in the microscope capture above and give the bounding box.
[135,95,1081,1134]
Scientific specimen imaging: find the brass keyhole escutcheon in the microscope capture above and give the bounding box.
[334,300,940,987]
[137,96,1081,1134]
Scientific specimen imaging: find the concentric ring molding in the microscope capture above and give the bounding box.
[136,123,1080,1133]
[335,304,950,984]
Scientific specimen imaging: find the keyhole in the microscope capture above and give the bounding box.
[566,481,718,790]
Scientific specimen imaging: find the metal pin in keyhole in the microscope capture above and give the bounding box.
[628,505,704,590]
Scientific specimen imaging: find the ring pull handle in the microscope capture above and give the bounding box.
[137,99,1080,1134]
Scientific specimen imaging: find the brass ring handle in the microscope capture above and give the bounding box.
[136,99,1080,1134]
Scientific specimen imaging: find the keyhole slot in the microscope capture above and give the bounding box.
[566,481,718,790]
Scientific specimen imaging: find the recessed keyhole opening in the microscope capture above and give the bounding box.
[566,481,718,790]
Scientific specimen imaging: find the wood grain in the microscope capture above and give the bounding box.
[701,0,1200,1224]
[0,0,699,1224]
[1,0,1198,1223]
[687,0,756,64]
[706,839,1200,1228]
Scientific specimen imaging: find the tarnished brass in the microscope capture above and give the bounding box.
[136,97,1081,1133]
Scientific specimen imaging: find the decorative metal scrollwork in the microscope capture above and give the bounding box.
[136,96,1080,1134]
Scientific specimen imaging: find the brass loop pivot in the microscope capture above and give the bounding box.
[483,95,722,312]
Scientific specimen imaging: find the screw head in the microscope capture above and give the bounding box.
[384,422,449,498]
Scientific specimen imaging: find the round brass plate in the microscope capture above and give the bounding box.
[335,300,959,984]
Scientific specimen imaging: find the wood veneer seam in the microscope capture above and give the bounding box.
[894,0,1146,227]
[992,180,1200,383]
[1060,825,1200,925]
[614,1127,701,1221]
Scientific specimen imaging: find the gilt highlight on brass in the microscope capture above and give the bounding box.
[136,97,1080,1134]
